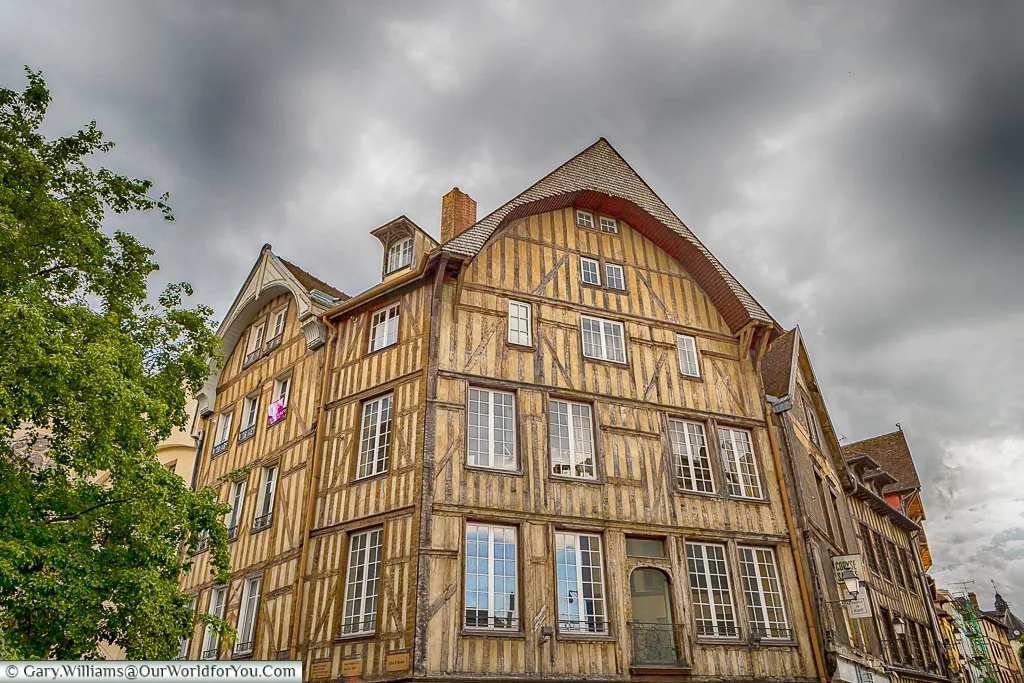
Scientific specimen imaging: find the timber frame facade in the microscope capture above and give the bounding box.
[176,138,945,683]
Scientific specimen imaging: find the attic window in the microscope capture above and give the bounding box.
[599,216,618,233]
[387,238,414,274]
[575,210,594,229]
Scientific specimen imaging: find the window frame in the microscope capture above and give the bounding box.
[176,596,197,659]
[598,216,618,233]
[201,586,227,659]
[579,256,601,286]
[234,575,262,656]
[464,523,520,632]
[246,322,266,355]
[667,418,715,493]
[386,237,414,274]
[575,209,595,229]
[227,479,246,539]
[466,387,518,472]
[272,308,287,339]
[340,527,384,637]
[252,465,278,531]
[548,398,598,481]
[685,541,739,639]
[716,426,763,500]
[604,262,625,290]
[555,531,609,635]
[737,545,790,640]
[368,303,400,353]
[579,315,627,364]
[676,334,701,378]
[356,394,393,480]
[507,300,533,347]
[215,409,233,447]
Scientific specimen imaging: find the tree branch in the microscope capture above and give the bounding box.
[46,498,130,523]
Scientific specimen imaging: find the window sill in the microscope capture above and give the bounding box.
[465,464,523,477]
[351,470,389,485]
[365,342,398,357]
[333,631,376,643]
[461,628,526,639]
[231,651,253,660]
[549,473,602,486]
[674,486,720,499]
[679,372,704,383]
[505,341,535,352]
[557,632,615,642]
[581,355,629,368]
[694,636,744,646]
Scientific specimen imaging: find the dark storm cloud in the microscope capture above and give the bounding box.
[2,0,1022,608]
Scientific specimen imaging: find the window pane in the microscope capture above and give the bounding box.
[718,427,761,499]
[549,400,571,475]
[581,317,603,359]
[369,305,400,352]
[686,543,737,637]
[669,420,714,493]
[467,388,516,470]
[358,395,393,478]
[465,524,518,630]
[508,301,531,345]
[739,547,788,638]
[677,335,700,377]
[626,537,665,558]
[580,257,600,285]
[576,210,594,228]
[342,529,383,634]
[556,532,607,633]
[605,264,625,290]
[599,216,618,233]
[602,320,625,363]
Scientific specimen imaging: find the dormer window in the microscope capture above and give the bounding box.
[387,238,414,274]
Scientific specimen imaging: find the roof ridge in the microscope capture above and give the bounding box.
[278,256,349,301]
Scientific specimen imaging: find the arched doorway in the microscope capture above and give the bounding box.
[629,568,681,665]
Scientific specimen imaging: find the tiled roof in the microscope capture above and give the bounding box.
[760,328,798,398]
[441,138,773,333]
[842,429,920,494]
[280,258,349,301]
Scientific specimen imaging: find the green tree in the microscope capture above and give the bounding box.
[0,69,228,659]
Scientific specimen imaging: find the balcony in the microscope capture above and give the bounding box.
[630,622,690,669]
[237,425,256,443]
[233,642,253,656]
[226,525,238,543]
[263,334,283,354]
[252,513,273,532]
[211,440,228,458]
[242,349,261,368]
[201,648,218,660]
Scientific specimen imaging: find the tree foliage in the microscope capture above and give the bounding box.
[0,68,228,659]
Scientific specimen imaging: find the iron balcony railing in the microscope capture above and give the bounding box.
[263,334,283,354]
[201,648,218,660]
[339,619,377,636]
[252,513,273,532]
[696,622,741,639]
[464,614,521,631]
[558,619,610,635]
[242,349,261,368]
[233,641,253,656]
[211,440,228,457]
[226,525,239,542]
[630,622,689,667]
[751,626,795,641]
[237,425,256,443]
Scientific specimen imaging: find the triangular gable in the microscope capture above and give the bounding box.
[843,429,921,494]
[370,215,439,248]
[442,138,773,333]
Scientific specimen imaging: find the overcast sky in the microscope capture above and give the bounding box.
[3,1,1022,609]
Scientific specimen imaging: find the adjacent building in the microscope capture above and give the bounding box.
[982,591,1024,683]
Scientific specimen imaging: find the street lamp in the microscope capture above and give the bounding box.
[892,615,907,636]
[840,569,860,598]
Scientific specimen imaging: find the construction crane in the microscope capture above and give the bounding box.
[952,582,998,683]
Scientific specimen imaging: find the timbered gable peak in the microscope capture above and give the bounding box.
[441,137,774,333]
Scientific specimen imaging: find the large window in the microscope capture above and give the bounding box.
[246,322,265,355]
[686,542,737,637]
[860,523,879,575]
[668,419,714,493]
[676,335,700,377]
[580,315,626,364]
[341,528,383,635]
[215,410,232,448]
[369,303,400,352]
[549,399,596,479]
[507,300,532,346]
[467,388,516,471]
[234,576,261,655]
[252,465,277,531]
[580,256,601,286]
[357,394,393,479]
[226,479,246,540]
[240,395,259,441]
[176,596,197,659]
[268,376,289,427]
[872,530,892,582]
[738,547,789,639]
[465,524,518,630]
[272,308,287,340]
[387,238,414,273]
[201,586,227,659]
[717,427,762,499]
[555,532,607,634]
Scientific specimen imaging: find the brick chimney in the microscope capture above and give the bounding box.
[440,187,477,243]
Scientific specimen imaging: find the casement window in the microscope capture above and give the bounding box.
[467,388,516,471]
[872,530,892,581]
[369,303,400,352]
[668,418,714,493]
[272,308,287,339]
[507,300,532,346]
[579,256,601,286]
[555,532,607,633]
[226,479,246,540]
[549,399,596,479]
[814,471,835,539]
[465,524,519,630]
[246,323,266,355]
[341,528,383,635]
[717,427,762,499]
[176,596,197,659]
[605,263,625,290]
[599,216,618,233]
[860,524,879,574]
[575,209,594,228]
[902,550,919,594]
[234,576,261,655]
[201,586,227,659]
[252,465,277,531]
[738,546,789,639]
[686,542,737,637]
[676,334,700,377]
[387,237,414,273]
[357,394,393,479]
[625,536,666,558]
[267,377,289,426]
[239,395,259,442]
[888,541,906,589]
[213,410,232,455]
[580,315,626,364]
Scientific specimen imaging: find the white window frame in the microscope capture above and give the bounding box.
[227,479,246,532]
[253,465,277,529]
[668,418,715,493]
[243,395,259,430]
[677,334,700,377]
[549,399,596,480]
[580,315,626,364]
[717,427,762,499]
[272,309,287,339]
[555,532,608,634]
[507,300,532,346]
[357,394,393,479]
[738,546,790,639]
[215,410,232,446]
[464,523,519,630]
[387,237,414,274]
[201,586,227,659]
[575,209,594,228]
[599,216,618,233]
[579,256,601,286]
[272,376,290,408]
[246,322,266,354]
[686,542,738,638]
[341,528,383,635]
[467,387,517,471]
[234,576,262,655]
[605,263,625,290]
[369,303,400,352]
[177,596,197,659]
